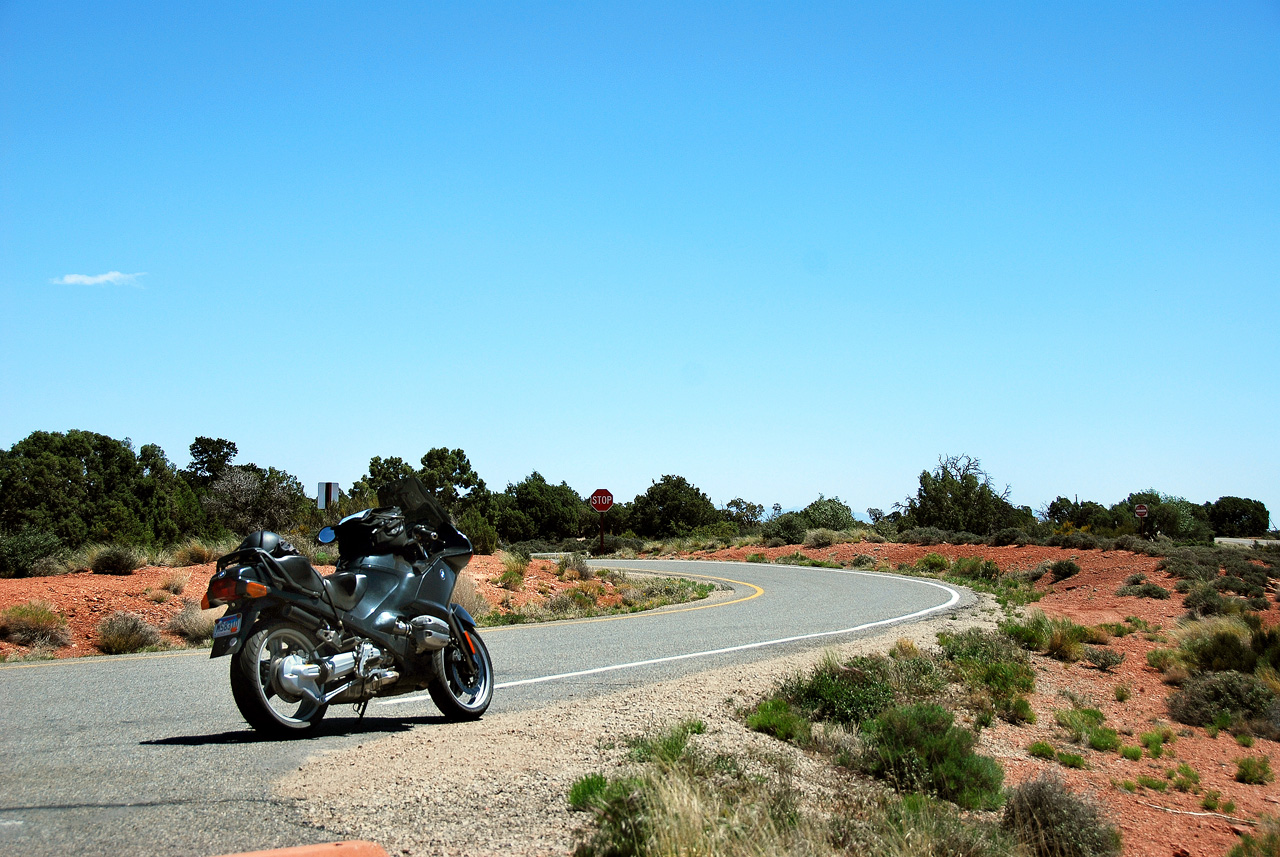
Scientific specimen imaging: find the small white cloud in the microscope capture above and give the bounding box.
[50,271,146,286]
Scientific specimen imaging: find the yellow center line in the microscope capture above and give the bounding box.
[479,572,765,633]
[0,573,767,665]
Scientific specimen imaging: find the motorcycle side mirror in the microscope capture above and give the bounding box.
[317,526,337,544]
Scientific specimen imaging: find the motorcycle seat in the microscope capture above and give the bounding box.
[275,555,323,596]
[321,571,367,612]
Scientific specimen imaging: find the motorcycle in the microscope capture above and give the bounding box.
[201,477,493,736]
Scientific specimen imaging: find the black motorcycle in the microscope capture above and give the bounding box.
[201,477,493,736]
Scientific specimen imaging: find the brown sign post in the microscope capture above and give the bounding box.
[590,489,614,553]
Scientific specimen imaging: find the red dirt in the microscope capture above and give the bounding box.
[3,542,1277,857]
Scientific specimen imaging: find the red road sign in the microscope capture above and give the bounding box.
[590,489,614,513]
[1135,504,1149,518]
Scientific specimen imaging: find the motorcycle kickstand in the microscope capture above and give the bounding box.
[354,699,369,720]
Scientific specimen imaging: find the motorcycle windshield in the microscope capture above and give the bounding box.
[377,477,454,531]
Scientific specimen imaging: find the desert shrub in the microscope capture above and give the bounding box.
[917,552,950,572]
[167,601,218,644]
[455,507,498,555]
[1045,618,1087,662]
[627,719,704,764]
[1136,774,1168,791]
[567,772,608,811]
[803,528,840,549]
[0,527,63,578]
[168,539,220,566]
[91,544,143,575]
[859,703,1004,810]
[0,599,71,647]
[745,553,768,563]
[27,555,70,576]
[1120,745,1142,761]
[1054,707,1106,743]
[96,612,160,654]
[451,573,490,618]
[1056,751,1086,768]
[160,571,188,595]
[1227,815,1280,857]
[1169,762,1201,791]
[1235,756,1274,785]
[746,697,812,744]
[1117,582,1171,599]
[1168,671,1276,726]
[849,553,876,569]
[1140,727,1176,758]
[780,656,896,726]
[1049,559,1081,582]
[1002,773,1121,857]
[992,528,1030,547]
[1147,648,1180,672]
[1083,646,1125,672]
[1003,610,1052,651]
[557,552,591,580]
[1087,727,1121,752]
[1028,741,1056,759]
[952,556,1000,580]
[761,512,806,546]
[899,527,947,546]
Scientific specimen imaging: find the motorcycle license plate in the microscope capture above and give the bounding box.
[213,613,241,639]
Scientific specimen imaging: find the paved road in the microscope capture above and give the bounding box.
[0,559,969,856]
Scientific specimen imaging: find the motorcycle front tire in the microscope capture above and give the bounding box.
[426,629,493,720]
[229,621,329,738]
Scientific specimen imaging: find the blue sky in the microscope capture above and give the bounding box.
[2,3,1277,520]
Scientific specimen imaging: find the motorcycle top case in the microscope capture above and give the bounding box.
[333,507,414,560]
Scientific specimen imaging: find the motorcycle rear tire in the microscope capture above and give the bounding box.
[230,621,329,737]
[426,629,493,720]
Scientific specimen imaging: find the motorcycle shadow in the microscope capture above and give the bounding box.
[142,712,453,746]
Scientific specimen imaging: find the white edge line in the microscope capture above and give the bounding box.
[377,570,961,707]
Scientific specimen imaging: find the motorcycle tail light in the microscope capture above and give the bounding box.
[205,577,239,606]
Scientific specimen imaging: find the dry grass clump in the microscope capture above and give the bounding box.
[161,571,189,595]
[96,612,161,654]
[167,601,221,644]
[90,544,144,575]
[450,573,491,619]
[1002,774,1121,857]
[0,599,71,648]
[169,538,222,567]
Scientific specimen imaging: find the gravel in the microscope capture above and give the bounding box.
[280,597,999,856]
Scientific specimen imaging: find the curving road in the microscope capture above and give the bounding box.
[0,559,969,856]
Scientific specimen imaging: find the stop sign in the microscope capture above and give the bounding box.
[1135,504,1149,518]
[590,489,614,513]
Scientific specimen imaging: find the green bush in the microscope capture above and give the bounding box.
[96,612,161,654]
[1049,559,1081,582]
[1136,774,1168,791]
[1087,727,1121,752]
[1002,610,1052,651]
[0,527,63,578]
[761,512,806,546]
[860,703,1004,810]
[780,657,896,726]
[849,553,876,569]
[917,552,950,571]
[1083,646,1125,672]
[1236,756,1274,785]
[1120,745,1142,761]
[1028,741,1057,759]
[745,697,812,744]
[1054,707,1105,743]
[1056,751,1086,769]
[91,544,143,575]
[1116,582,1170,599]
[0,599,71,647]
[457,507,498,555]
[1168,671,1276,726]
[567,772,608,810]
[952,556,1000,580]
[1183,629,1257,674]
[627,719,704,763]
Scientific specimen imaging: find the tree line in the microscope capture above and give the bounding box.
[0,431,1271,576]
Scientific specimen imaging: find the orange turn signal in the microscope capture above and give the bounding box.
[243,581,269,598]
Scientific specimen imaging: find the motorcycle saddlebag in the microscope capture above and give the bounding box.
[334,507,414,560]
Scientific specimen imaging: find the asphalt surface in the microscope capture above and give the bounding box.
[0,559,969,856]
